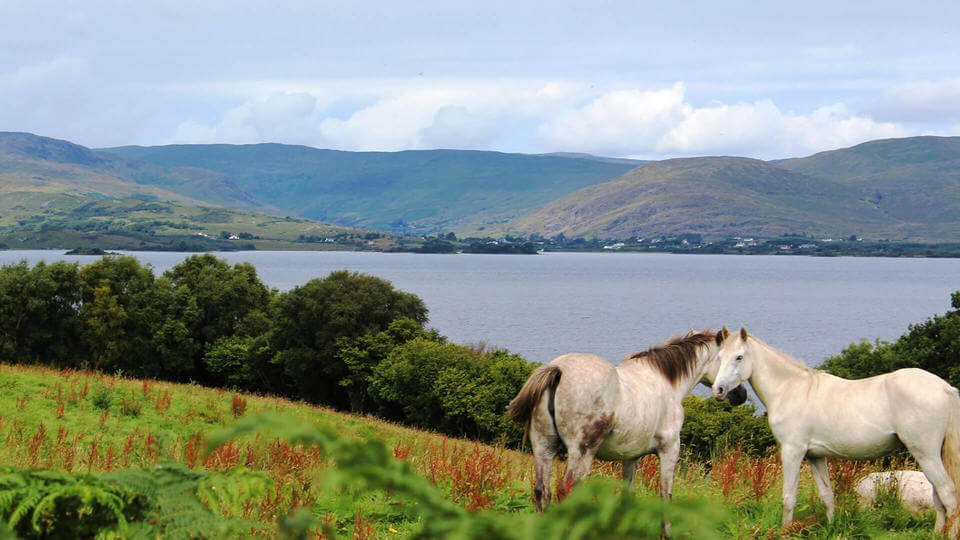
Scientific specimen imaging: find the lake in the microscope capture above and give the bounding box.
[2,250,958,367]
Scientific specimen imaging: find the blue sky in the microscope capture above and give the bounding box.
[2,0,959,158]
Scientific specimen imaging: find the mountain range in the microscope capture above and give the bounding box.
[3,130,960,246]
[100,143,640,233]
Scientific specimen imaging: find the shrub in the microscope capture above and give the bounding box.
[680,395,775,458]
[90,384,113,411]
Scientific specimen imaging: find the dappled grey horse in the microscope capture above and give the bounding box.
[508,330,746,512]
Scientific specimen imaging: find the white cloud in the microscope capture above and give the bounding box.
[172,91,321,145]
[537,84,691,156]
[538,83,908,159]
[169,80,587,152]
[168,80,921,159]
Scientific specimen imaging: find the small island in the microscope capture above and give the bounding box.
[64,248,120,256]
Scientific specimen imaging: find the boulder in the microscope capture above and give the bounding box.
[854,470,933,513]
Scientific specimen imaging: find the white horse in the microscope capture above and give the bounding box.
[507,330,746,512]
[711,326,960,534]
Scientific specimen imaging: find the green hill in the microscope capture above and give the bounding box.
[0,132,397,250]
[499,157,890,239]
[503,137,960,241]
[99,143,639,234]
[778,136,960,224]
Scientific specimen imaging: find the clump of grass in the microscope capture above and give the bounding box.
[231,394,247,418]
[119,393,142,417]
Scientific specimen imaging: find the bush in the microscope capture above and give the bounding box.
[370,339,535,444]
[680,395,776,458]
[90,384,113,411]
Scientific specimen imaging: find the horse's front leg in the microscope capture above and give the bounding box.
[780,445,805,527]
[807,456,835,522]
[658,439,680,500]
[657,438,680,539]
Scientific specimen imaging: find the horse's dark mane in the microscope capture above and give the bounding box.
[626,331,717,385]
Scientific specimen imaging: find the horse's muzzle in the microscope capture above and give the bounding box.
[713,384,747,406]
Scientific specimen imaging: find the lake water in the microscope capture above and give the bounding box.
[2,250,958,367]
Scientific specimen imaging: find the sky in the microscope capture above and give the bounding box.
[2,0,959,159]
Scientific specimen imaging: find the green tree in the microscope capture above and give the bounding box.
[271,270,428,408]
[78,256,171,376]
[335,317,442,413]
[204,309,282,392]
[0,261,82,366]
[163,255,273,383]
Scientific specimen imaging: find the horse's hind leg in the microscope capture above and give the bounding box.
[530,395,560,511]
[933,485,947,531]
[557,414,613,500]
[807,456,835,522]
[910,452,957,533]
[558,445,600,500]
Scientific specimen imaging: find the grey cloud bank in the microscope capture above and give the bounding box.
[1,0,959,159]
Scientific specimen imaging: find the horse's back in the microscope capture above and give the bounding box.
[548,353,619,405]
[547,354,621,448]
[884,368,958,425]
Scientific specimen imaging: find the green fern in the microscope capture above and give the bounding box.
[0,464,265,538]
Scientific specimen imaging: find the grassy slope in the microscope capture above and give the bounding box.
[99,144,638,234]
[0,363,935,538]
[501,157,890,240]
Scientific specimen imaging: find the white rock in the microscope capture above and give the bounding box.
[854,470,934,513]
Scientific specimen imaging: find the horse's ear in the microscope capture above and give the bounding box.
[740,326,749,341]
[716,325,729,345]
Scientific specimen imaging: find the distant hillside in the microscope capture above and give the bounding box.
[100,144,637,234]
[500,157,892,239]
[778,136,960,224]
[503,137,960,242]
[0,132,270,211]
[0,133,395,250]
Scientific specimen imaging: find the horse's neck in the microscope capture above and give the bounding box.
[679,347,716,395]
[620,346,713,397]
[748,338,810,407]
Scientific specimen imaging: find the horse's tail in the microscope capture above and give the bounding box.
[507,364,562,447]
[942,387,960,530]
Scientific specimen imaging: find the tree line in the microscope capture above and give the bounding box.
[0,255,533,445]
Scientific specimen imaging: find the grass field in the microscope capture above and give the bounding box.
[0,363,941,538]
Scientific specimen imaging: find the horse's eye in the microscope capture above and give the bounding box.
[736,355,744,361]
